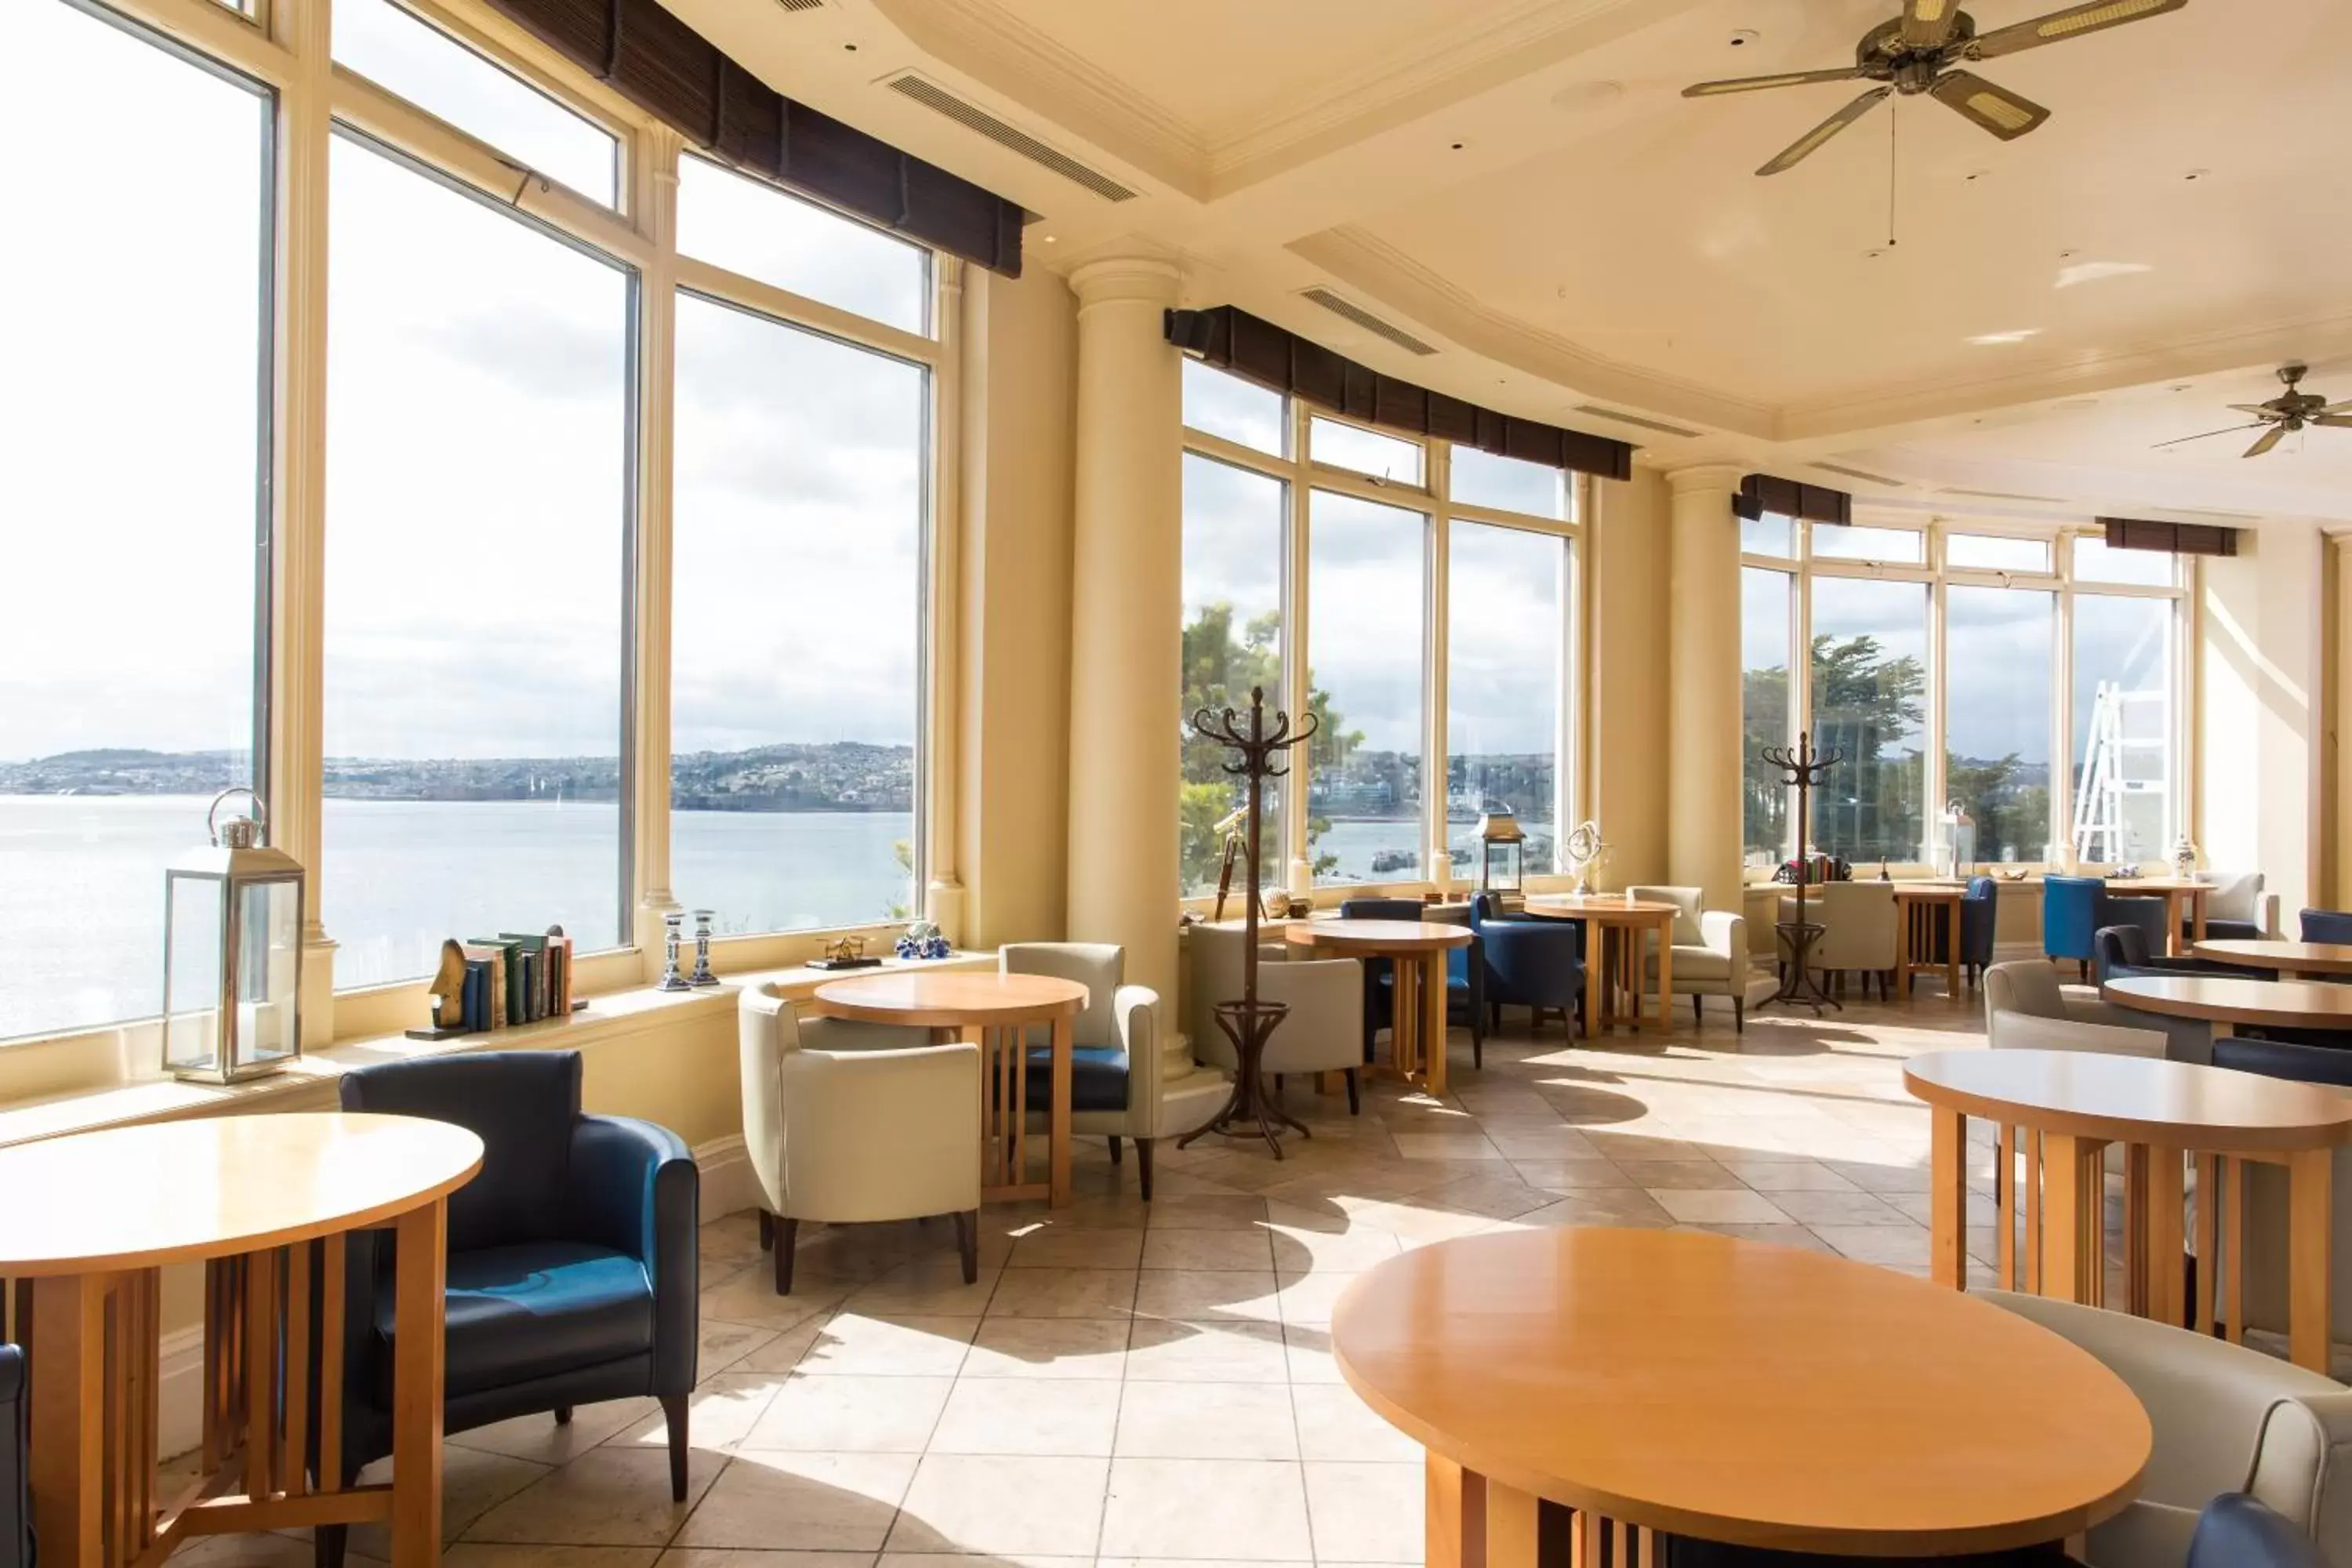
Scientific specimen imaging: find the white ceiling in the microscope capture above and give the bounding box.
[667,0,2352,521]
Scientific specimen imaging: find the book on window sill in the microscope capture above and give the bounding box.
[461,942,511,1029]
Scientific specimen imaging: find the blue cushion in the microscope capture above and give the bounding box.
[375,1240,651,1401]
[341,1051,583,1254]
[1025,1044,1130,1112]
[2302,908,2352,945]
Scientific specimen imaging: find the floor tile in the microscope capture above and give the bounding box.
[1766,1189,1917,1227]
[1265,1225,1403,1273]
[452,1399,657,1465]
[885,1455,1112,1555]
[1650,1189,1795,1225]
[740,1374,955,1453]
[1115,1381,1298,1460]
[1006,1229,1146,1270]
[612,1373,787,1457]
[1131,1269,1280,1323]
[672,1451,917,1552]
[986,1268,1139,1319]
[1125,1319,1292,1383]
[1141,1228,1277,1270]
[1099,1457,1313,1560]
[1145,1195,1272,1229]
[1289,1385,1420,1463]
[927,1377,1122,1456]
[795,1316,980,1377]
[1304,1461,1425,1562]
[960,1316,1131,1379]
[463,1446,722,1547]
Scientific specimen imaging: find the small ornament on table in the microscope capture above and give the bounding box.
[895,920,952,960]
[688,909,720,987]
[657,911,692,991]
[2171,835,2199,882]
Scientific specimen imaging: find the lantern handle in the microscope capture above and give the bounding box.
[207,786,267,848]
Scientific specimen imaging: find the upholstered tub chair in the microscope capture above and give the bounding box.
[2301,907,2352,946]
[1188,924,1363,1112]
[1982,959,2167,1058]
[1795,880,1899,1000]
[1629,884,1773,1032]
[1470,892,1584,1036]
[739,981,980,1291]
[2199,869,2279,942]
[1001,942,1229,1199]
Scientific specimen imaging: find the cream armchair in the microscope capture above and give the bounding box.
[739,980,981,1294]
[1793,880,1900,1000]
[1982,1290,2352,1567]
[1630,885,1775,1033]
[1983,959,2167,1057]
[1187,924,1365,1112]
[1002,942,1229,1200]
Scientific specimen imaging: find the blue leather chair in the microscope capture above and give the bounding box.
[1472,892,1584,1036]
[318,1051,699,1565]
[2300,907,2352,946]
[1341,898,1485,1069]
[1957,876,1998,989]
[2042,875,2105,979]
[2093,923,2254,985]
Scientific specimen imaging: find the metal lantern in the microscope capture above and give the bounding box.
[162,788,305,1083]
[1938,803,1977,880]
[1477,808,1526,898]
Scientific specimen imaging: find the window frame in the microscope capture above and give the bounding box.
[1181,379,1587,901]
[1740,511,2190,874]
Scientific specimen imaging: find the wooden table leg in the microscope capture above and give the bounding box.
[2124,1144,2149,1317]
[1049,1016,1074,1207]
[2288,1147,2334,1373]
[1651,917,1672,1033]
[1485,1474,1541,1568]
[391,1203,448,1568]
[1995,1123,2016,1290]
[1944,906,1961,1003]
[1427,1454,1479,1568]
[1929,1107,1967,1287]
[2190,890,2207,949]
[2039,1134,2107,1306]
[2146,1147,2187,1329]
[2194,1152,2220,1336]
[1579,922,1599,1037]
[1422,951,1449,1096]
[29,1272,106,1568]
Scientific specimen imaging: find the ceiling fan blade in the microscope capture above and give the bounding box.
[2225,403,2275,416]
[1900,0,1960,49]
[1755,86,1892,176]
[2244,425,2287,458]
[1970,0,2189,60]
[2150,421,2263,450]
[2314,415,2352,429]
[1929,71,2052,140]
[2321,400,2352,414]
[1682,67,1863,97]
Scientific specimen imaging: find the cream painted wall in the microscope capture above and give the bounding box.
[2201,524,2327,920]
[956,264,1080,950]
[1588,466,1673,887]
[2325,535,2350,909]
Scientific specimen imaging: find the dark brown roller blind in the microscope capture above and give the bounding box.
[1165,305,1633,482]
[1733,473,1850,526]
[2101,517,2240,557]
[481,0,1025,278]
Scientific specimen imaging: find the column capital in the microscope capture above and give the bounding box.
[1664,461,1748,498]
[1069,248,1183,311]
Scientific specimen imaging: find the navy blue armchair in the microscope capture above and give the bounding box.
[2301,907,2352,946]
[1472,892,1584,1036]
[1341,898,1485,1069]
[1956,876,1998,989]
[2042,875,2104,978]
[2093,923,2253,985]
[319,1051,699,1565]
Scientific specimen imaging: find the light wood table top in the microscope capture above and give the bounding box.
[815,969,1091,1026]
[2106,877,2209,893]
[0,1112,483,1276]
[1332,1228,2148,1555]
[2193,940,2352,977]
[2101,974,2352,1032]
[1522,895,1682,920]
[1285,920,1471,953]
[1904,1048,2352,1152]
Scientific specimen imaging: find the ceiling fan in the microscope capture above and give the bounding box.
[1683,0,2188,176]
[2154,365,2352,459]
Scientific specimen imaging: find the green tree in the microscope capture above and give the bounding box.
[1944,753,2050,865]
[1179,604,1349,892]
[1804,633,1927,864]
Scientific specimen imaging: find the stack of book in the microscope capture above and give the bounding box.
[419,927,577,1037]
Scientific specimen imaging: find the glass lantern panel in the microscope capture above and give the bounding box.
[1486,841,1522,890]
[233,878,301,1064]
[164,873,226,1073]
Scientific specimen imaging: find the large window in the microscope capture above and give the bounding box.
[1741,517,2184,872]
[670,293,927,932]
[1447,524,1566,875]
[0,0,271,1040]
[1179,455,1287,896]
[322,133,633,986]
[1307,492,1427,884]
[1809,578,1929,866]
[677,155,929,337]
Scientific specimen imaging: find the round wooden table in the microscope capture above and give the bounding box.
[2193,939,2352,979]
[0,1112,483,1568]
[1892,882,1966,1001]
[2101,973,2352,1033]
[2104,877,2212,956]
[1904,1048,2352,1370]
[1519,895,1681,1034]
[816,970,1091,1206]
[1284,920,1472,1094]
[1332,1229,2148,1562]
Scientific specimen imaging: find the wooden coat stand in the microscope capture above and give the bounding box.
[1756,731,1842,1015]
[1181,686,1317,1156]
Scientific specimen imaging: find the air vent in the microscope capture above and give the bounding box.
[773,0,826,12]
[1298,289,1438,355]
[1945,486,2068,504]
[1815,462,1907,488]
[1572,403,1702,439]
[885,75,1138,201]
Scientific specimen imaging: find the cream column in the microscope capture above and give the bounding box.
[269,0,336,1044]
[1066,251,1183,1008]
[1664,463,1747,913]
[925,259,969,943]
[630,126,684,964]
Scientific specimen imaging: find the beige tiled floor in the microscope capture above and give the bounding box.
[180,994,2031,1567]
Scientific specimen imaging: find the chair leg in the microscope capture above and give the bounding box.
[757,1210,773,1251]
[1136,1139,1155,1202]
[1692,994,1703,1025]
[2079,959,2089,983]
[953,1210,980,1283]
[316,1525,348,1568]
[661,1392,690,1502]
[1108,1135,1123,1166]
[1733,997,1744,1034]
[773,1217,798,1295]
[1345,1069,1360,1116]
[554,1406,574,1426]
[1274,1073,1285,1095]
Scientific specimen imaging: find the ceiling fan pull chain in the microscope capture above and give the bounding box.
[1886,99,1899,249]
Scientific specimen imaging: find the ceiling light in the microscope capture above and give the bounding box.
[1968,328,2040,345]
[1042,234,1058,244]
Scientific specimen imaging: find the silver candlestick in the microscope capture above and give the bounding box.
[688,909,720,987]
[657,911,691,991]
